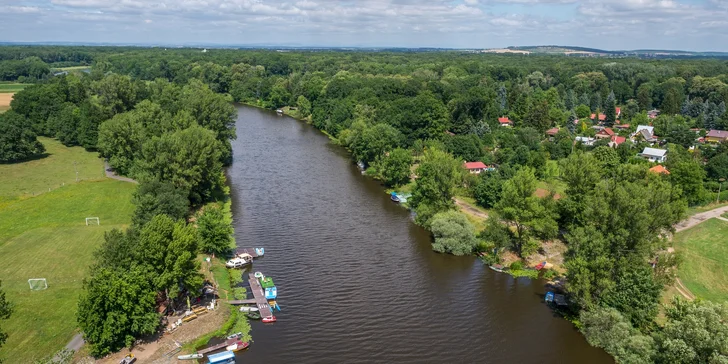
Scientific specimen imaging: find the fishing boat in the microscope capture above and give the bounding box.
[264,286,277,299]
[239,306,259,312]
[178,353,203,360]
[246,311,261,320]
[207,350,235,364]
[254,247,265,256]
[226,332,242,340]
[262,315,277,323]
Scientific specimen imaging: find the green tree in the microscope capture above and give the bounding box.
[473,172,503,209]
[593,146,620,171]
[95,73,137,115]
[494,167,558,257]
[197,206,234,257]
[373,148,412,187]
[670,161,707,206]
[655,299,728,364]
[430,210,478,255]
[605,91,617,127]
[77,266,159,357]
[137,125,224,204]
[706,154,728,180]
[575,104,591,119]
[580,307,656,363]
[97,111,147,175]
[297,95,312,117]
[0,111,46,163]
[0,281,11,354]
[409,148,462,225]
[132,180,190,227]
[637,83,653,111]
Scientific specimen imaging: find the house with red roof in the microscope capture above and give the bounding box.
[545,127,560,139]
[616,107,621,117]
[595,127,615,139]
[590,113,606,122]
[608,135,626,148]
[464,161,488,174]
[498,116,513,127]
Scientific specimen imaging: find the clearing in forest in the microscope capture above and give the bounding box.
[0,92,13,113]
[0,139,136,363]
[672,218,728,302]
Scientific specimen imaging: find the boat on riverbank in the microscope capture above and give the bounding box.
[276,109,283,115]
[226,340,249,352]
[247,311,261,320]
[489,264,505,273]
[207,350,235,364]
[178,353,203,360]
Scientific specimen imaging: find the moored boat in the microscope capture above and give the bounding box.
[262,315,277,323]
[207,350,235,364]
[226,341,250,352]
[254,271,264,279]
[264,286,277,299]
[246,311,261,320]
[254,247,265,256]
[268,300,281,311]
[226,332,242,340]
[489,264,505,273]
[178,353,203,360]
[390,192,401,203]
[276,109,283,115]
[239,306,259,312]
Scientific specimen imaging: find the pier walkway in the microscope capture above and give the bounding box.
[248,272,273,318]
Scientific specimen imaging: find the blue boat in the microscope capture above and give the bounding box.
[390,192,401,203]
[255,247,264,256]
[265,286,277,299]
[207,350,235,364]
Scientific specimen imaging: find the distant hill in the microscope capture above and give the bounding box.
[481,45,728,58]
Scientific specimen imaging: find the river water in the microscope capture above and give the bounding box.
[226,105,612,363]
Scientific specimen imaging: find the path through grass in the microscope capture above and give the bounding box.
[673,218,728,302]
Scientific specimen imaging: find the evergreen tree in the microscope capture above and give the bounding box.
[604,91,617,127]
[497,84,507,112]
[579,92,591,107]
[565,89,577,110]
[591,92,602,112]
[567,111,578,134]
[680,95,690,116]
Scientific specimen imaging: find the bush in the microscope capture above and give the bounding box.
[429,210,478,256]
[510,261,524,270]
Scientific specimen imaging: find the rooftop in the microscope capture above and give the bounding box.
[649,165,670,175]
[707,130,728,138]
[642,147,667,157]
[464,161,487,170]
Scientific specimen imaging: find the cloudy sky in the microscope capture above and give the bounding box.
[1,0,728,51]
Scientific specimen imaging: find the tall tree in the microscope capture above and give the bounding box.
[409,148,462,225]
[132,180,190,227]
[604,91,617,127]
[373,147,412,187]
[197,206,234,257]
[0,111,46,163]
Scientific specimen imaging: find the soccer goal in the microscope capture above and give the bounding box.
[85,217,100,226]
[28,278,48,291]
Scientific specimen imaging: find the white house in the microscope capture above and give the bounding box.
[575,136,595,146]
[640,147,667,163]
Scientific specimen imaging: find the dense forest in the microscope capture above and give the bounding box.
[2,46,728,362]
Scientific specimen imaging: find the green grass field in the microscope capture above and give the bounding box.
[673,218,728,302]
[0,137,136,362]
[0,83,29,93]
[0,137,105,204]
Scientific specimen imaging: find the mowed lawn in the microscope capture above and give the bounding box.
[0,136,136,362]
[673,218,728,302]
[0,137,105,204]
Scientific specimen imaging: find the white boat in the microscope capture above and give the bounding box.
[239,306,259,312]
[255,247,264,256]
[276,109,283,115]
[254,271,264,279]
[226,332,242,340]
[178,353,203,360]
[225,256,252,269]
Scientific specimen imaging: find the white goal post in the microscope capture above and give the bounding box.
[28,278,48,291]
[85,217,100,226]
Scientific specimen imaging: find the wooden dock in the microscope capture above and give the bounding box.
[248,272,273,318]
[197,338,236,355]
[227,299,256,305]
[236,248,260,258]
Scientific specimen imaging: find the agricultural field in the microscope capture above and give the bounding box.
[0,83,28,93]
[0,139,136,363]
[0,92,12,113]
[0,137,105,204]
[673,218,728,302]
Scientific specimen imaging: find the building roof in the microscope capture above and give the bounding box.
[575,136,595,143]
[597,127,615,136]
[611,135,626,145]
[707,130,728,139]
[649,165,670,175]
[642,147,667,157]
[498,117,512,124]
[636,125,654,134]
[590,113,607,121]
[615,124,630,129]
[546,127,560,136]
[464,161,487,170]
[616,107,621,115]
[640,128,656,141]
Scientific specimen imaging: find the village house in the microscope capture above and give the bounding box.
[608,135,626,148]
[706,130,728,144]
[590,113,606,122]
[464,161,488,174]
[647,109,660,119]
[595,127,615,139]
[640,147,668,163]
[498,116,513,127]
[575,136,595,146]
[545,127,559,140]
[633,125,658,143]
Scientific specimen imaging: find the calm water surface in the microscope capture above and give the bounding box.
[227,105,612,363]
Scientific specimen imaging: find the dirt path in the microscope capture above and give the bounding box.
[669,205,728,300]
[453,197,488,220]
[104,161,138,184]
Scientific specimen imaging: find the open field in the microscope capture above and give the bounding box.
[0,83,28,93]
[0,137,105,204]
[0,93,13,113]
[673,218,728,302]
[0,180,136,363]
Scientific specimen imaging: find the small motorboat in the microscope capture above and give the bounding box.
[178,353,203,360]
[225,257,251,269]
[246,311,261,320]
[227,341,250,352]
[239,306,259,312]
[207,350,235,364]
[264,286,277,299]
[262,315,277,323]
[255,247,264,256]
[226,332,242,340]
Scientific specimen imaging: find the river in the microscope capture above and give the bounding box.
[226,105,612,363]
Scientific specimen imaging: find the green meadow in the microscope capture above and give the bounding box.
[673,218,728,302]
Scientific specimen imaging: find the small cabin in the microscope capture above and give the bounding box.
[498,116,513,127]
[464,161,488,174]
[640,147,667,163]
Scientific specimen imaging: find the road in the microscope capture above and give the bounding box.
[104,161,138,184]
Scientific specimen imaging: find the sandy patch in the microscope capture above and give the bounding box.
[0,93,13,111]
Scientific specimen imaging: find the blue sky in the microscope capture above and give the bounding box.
[1,0,728,51]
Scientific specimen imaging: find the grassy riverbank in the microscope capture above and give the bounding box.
[673,218,728,302]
